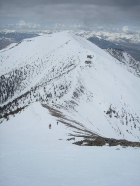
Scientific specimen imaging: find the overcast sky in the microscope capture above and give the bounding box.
[0,0,140,32]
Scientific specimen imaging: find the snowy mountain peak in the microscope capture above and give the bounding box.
[0,32,140,142]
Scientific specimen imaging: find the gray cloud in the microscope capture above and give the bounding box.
[1,0,140,7]
[0,0,140,31]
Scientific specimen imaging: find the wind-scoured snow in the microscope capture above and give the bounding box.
[0,32,140,142]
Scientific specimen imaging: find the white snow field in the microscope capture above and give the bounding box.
[0,102,140,186]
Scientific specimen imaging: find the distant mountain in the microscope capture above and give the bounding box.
[87,36,140,62]
[0,31,38,50]
[88,37,122,49]
[0,32,140,142]
[38,29,140,44]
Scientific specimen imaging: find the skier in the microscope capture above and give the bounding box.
[57,121,58,125]
[49,124,51,129]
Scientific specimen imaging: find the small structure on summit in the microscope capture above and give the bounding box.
[87,55,93,59]
[85,61,92,64]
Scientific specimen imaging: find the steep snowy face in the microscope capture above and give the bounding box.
[0,32,140,142]
[105,48,140,77]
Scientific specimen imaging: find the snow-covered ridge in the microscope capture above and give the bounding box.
[105,48,140,77]
[0,32,140,142]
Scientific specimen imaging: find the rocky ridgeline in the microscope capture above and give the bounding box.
[73,136,140,147]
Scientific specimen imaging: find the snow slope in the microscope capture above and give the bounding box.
[0,102,140,186]
[105,48,140,77]
[0,32,140,142]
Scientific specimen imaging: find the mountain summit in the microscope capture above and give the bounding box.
[0,32,140,142]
